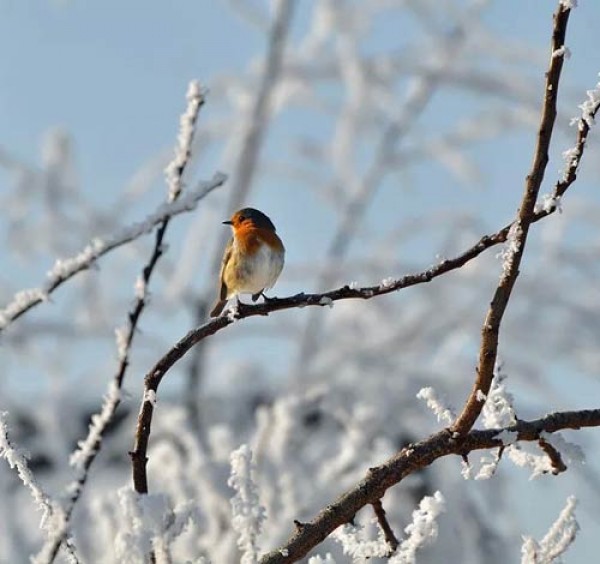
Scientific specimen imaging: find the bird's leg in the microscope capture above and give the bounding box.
[258,291,276,303]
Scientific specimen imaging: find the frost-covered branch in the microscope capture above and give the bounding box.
[259,408,600,563]
[0,171,225,332]
[521,496,579,563]
[0,413,56,532]
[228,445,266,564]
[0,413,72,563]
[391,491,445,564]
[38,81,208,564]
[371,499,399,555]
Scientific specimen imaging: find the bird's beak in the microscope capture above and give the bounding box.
[222,220,233,225]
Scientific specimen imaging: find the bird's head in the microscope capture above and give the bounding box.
[223,208,277,232]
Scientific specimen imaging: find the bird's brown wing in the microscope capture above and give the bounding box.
[210,238,233,317]
[218,238,233,300]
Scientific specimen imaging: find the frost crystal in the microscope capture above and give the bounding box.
[578,75,600,129]
[134,275,147,300]
[308,555,337,564]
[498,221,522,277]
[521,496,578,563]
[70,380,122,469]
[481,371,516,429]
[391,491,446,563]
[228,445,266,564]
[144,389,157,407]
[319,296,334,308]
[227,302,240,321]
[417,387,455,425]
[332,524,390,559]
[165,79,205,202]
[460,459,473,480]
[0,289,49,328]
[535,193,563,214]
[380,277,395,289]
[115,325,130,362]
[508,445,553,479]
[0,412,63,538]
[559,0,577,10]
[551,46,570,59]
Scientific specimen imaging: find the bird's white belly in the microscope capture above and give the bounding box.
[229,243,284,296]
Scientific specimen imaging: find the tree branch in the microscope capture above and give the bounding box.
[451,2,571,436]
[40,82,208,563]
[258,409,600,563]
[0,172,225,332]
[371,499,399,554]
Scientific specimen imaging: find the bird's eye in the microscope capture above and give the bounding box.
[238,215,246,222]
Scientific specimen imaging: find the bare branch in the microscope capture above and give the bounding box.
[258,409,600,563]
[538,438,568,475]
[451,2,572,436]
[371,499,399,554]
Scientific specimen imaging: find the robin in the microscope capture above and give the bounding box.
[210,208,285,317]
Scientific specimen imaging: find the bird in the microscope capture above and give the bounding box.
[210,207,285,317]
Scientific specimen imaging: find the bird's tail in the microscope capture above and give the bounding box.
[210,299,227,318]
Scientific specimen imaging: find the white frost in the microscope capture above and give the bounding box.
[380,277,395,289]
[481,371,516,429]
[521,496,578,563]
[228,445,266,564]
[70,380,122,469]
[0,172,226,331]
[578,75,600,129]
[144,389,158,407]
[332,524,390,559]
[391,491,446,563]
[551,46,570,59]
[165,80,205,202]
[497,221,522,277]
[417,387,455,425]
[535,193,563,214]
[559,0,577,10]
[308,554,337,564]
[0,412,68,554]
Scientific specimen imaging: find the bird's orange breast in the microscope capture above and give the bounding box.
[234,225,284,254]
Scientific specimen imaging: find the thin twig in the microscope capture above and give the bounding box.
[258,408,600,563]
[538,438,568,474]
[451,2,572,436]
[0,172,225,332]
[371,499,399,554]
